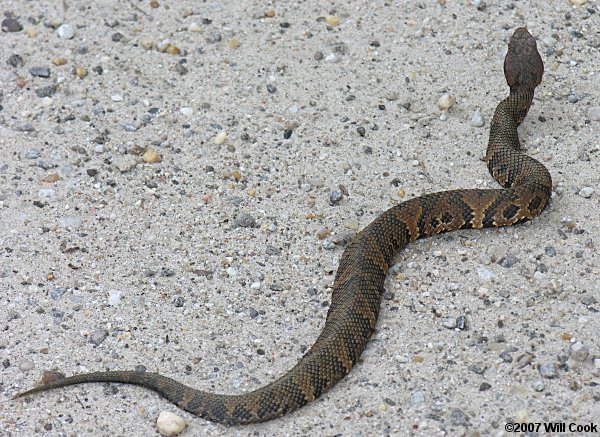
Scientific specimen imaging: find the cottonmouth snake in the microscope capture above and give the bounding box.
[15,28,552,425]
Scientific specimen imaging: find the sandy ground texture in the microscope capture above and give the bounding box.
[1,0,599,436]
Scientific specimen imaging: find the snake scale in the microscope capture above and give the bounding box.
[15,28,552,425]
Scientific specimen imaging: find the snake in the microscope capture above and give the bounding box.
[14,28,552,426]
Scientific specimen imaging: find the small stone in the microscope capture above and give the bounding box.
[36,85,57,98]
[209,31,222,43]
[42,174,61,183]
[188,22,201,32]
[143,149,162,163]
[325,53,336,62]
[2,18,23,32]
[266,84,276,93]
[587,107,600,121]
[570,342,589,361]
[50,287,67,300]
[228,38,239,49]
[213,132,227,144]
[89,329,108,346]
[479,382,492,391]
[52,58,67,66]
[26,148,42,159]
[30,67,50,78]
[532,380,545,392]
[578,187,594,198]
[539,363,558,379]
[7,54,24,68]
[411,391,425,404]
[499,254,519,268]
[108,290,122,306]
[235,212,255,228]
[471,109,485,127]
[325,16,340,26]
[442,317,457,329]
[18,359,35,372]
[56,23,75,40]
[450,408,471,426]
[437,94,456,110]
[357,126,366,137]
[156,411,187,436]
[329,190,343,205]
[59,215,82,228]
[283,129,293,139]
[569,0,587,5]
[111,94,123,102]
[180,107,193,116]
[248,308,259,318]
[75,67,88,78]
[313,51,323,61]
[86,168,98,177]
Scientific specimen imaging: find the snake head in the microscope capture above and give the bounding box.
[504,27,544,91]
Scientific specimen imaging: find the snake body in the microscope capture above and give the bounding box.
[15,28,551,425]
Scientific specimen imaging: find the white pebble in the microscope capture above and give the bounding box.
[18,359,35,372]
[38,188,55,197]
[437,94,456,110]
[471,109,485,127]
[325,53,336,62]
[60,215,82,228]
[156,411,187,437]
[108,289,122,306]
[56,23,75,39]
[180,107,193,116]
[569,0,587,5]
[587,107,600,121]
[213,131,227,144]
[188,22,202,32]
[578,187,594,198]
[226,267,237,277]
[570,342,589,361]
[111,94,123,102]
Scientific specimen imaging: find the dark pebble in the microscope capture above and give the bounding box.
[307,287,318,296]
[2,359,10,368]
[209,31,221,43]
[280,22,290,28]
[370,40,380,47]
[135,364,147,373]
[265,245,281,256]
[313,51,323,61]
[89,329,109,346]
[235,212,256,228]
[329,190,343,206]
[2,18,23,32]
[30,66,50,78]
[283,128,293,139]
[456,315,468,330]
[248,308,259,318]
[266,84,276,93]
[378,104,386,110]
[499,351,513,363]
[112,32,124,42]
[538,115,546,122]
[256,348,265,355]
[36,85,57,98]
[93,65,103,75]
[479,382,492,391]
[202,18,212,25]
[86,168,98,177]
[545,246,556,257]
[357,126,366,136]
[145,180,158,188]
[7,54,23,68]
[173,296,185,307]
[363,145,372,154]
[498,254,519,268]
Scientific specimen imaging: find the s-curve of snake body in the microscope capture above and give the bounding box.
[15,27,552,426]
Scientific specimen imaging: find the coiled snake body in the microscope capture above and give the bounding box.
[15,28,552,425]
